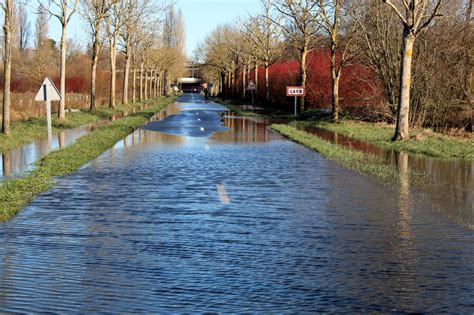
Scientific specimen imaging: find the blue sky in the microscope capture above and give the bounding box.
[37,0,261,58]
[177,0,261,57]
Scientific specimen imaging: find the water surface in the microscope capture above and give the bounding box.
[0,94,472,313]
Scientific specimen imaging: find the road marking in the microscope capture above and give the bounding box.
[216,184,230,205]
[200,127,205,131]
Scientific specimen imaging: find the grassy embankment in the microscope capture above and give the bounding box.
[272,124,399,184]
[292,120,473,160]
[0,100,155,154]
[0,97,176,221]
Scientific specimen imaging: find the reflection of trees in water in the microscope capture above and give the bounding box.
[396,151,413,240]
[407,154,472,227]
[212,116,272,143]
[2,153,11,177]
[59,130,66,149]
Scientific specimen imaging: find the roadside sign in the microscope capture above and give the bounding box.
[247,81,256,91]
[35,77,62,148]
[35,77,62,101]
[286,86,306,97]
[287,86,306,116]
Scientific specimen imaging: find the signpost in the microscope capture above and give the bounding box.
[35,78,62,147]
[286,86,306,116]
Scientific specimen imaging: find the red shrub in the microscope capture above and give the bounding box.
[238,49,384,113]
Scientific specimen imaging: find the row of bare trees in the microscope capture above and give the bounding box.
[1,0,186,135]
[197,0,472,139]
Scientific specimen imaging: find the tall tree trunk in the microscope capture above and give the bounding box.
[332,71,341,123]
[330,43,340,123]
[122,49,130,105]
[149,70,153,97]
[264,62,269,102]
[91,51,99,110]
[466,0,473,99]
[139,62,144,101]
[158,72,162,96]
[109,39,117,108]
[393,29,415,141]
[59,24,68,119]
[164,71,170,96]
[132,67,136,103]
[242,64,247,98]
[220,72,225,95]
[144,69,148,99]
[254,63,259,96]
[2,0,13,135]
[465,0,473,132]
[299,48,308,113]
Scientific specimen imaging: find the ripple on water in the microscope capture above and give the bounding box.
[0,95,472,313]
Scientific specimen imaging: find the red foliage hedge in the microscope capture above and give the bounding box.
[237,49,384,112]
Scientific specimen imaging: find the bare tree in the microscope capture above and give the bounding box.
[135,30,154,101]
[382,0,443,140]
[120,0,155,104]
[267,0,321,113]
[465,0,473,131]
[35,4,49,48]
[463,0,472,102]
[319,0,358,122]
[352,0,401,119]
[81,0,112,110]
[242,2,283,102]
[39,0,79,120]
[161,5,185,96]
[1,0,13,135]
[105,0,128,108]
[18,3,31,50]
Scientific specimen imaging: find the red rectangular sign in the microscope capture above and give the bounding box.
[286,86,306,97]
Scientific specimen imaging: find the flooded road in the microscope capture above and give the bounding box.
[0,109,139,181]
[0,94,472,312]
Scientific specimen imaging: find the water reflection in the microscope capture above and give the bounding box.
[0,94,472,313]
[0,125,94,180]
[301,126,473,230]
[0,104,150,180]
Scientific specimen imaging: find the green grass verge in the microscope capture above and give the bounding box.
[272,124,399,184]
[0,97,176,221]
[0,100,152,154]
[293,120,473,160]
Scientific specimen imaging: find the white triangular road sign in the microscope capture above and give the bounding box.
[35,77,62,102]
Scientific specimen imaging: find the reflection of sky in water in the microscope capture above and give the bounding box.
[0,94,472,313]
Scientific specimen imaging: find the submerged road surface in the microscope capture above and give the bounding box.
[0,94,472,312]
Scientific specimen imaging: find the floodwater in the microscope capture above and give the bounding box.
[0,94,472,313]
[300,126,474,230]
[0,124,94,180]
[0,111,135,181]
